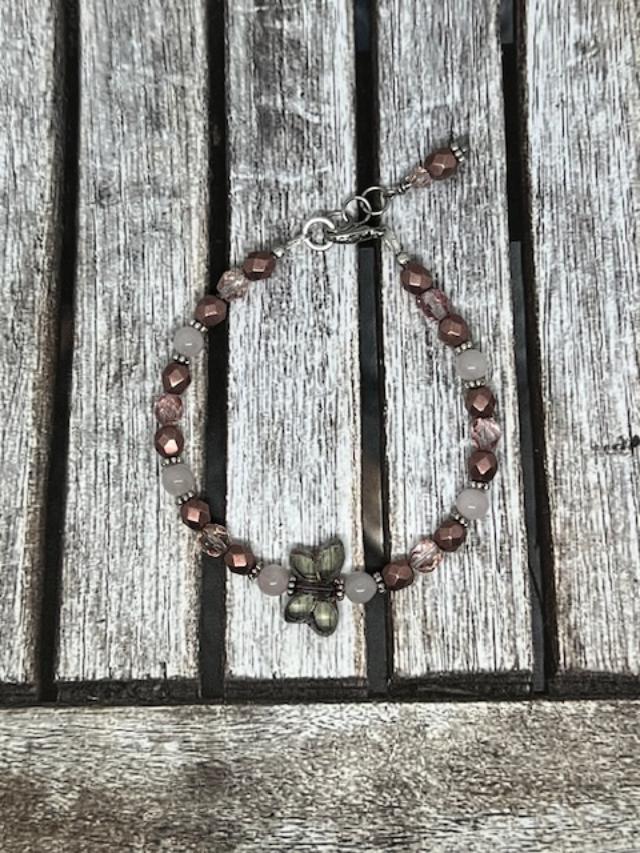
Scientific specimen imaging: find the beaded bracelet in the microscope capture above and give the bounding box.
[154,139,500,637]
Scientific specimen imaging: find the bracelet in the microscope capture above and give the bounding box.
[154,139,500,637]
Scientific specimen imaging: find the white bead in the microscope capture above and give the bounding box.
[344,572,377,604]
[455,348,488,381]
[257,564,290,596]
[173,325,204,357]
[455,487,490,520]
[161,462,196,496]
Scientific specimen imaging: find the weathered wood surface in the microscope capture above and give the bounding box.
[0,1,62,699]
[57,0,208,698]
[0,701,638,851]
[377,0,532,690]
[224,1,366,689]
[524,0,640,690]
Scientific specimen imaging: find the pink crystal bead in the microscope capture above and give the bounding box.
[409,538,444,573]
[406,164,432,188]
[154,393,183,425]
[418,288,450,321]
[217,268,249,301]
[471,417,501,451]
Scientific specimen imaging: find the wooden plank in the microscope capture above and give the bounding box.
[524,0,640,691]
[0,1,62,700]
[224,1,365,691]
[56,0,208,699]
[0,701,638,850]
[376,0,532,691]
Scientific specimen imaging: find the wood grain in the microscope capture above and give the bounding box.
[224,1,365,690]
[56,0,208,698]
[376,0,532,690]
[523,0,640,690]
[0,1,62,699]
[0,701,638,851]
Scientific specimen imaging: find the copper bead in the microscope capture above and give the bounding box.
[195,295,228,328]
[180,498,211,530]
[154,425,184,458]
[432,519,467,552]
[468,450,498,483]
[424,148,459,181]
[162,361,191,395]
[381,560,414,591]
[465,385,496,418]
[224,543,256,575]
[438,314,470,347]
[400,261,433,295]
[242,251,277,281]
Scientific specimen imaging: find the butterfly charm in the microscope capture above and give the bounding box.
[284,538,345,636]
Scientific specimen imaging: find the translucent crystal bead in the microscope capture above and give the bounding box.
[471,417,501,451]
[217,268,250,300]
[409,538,444,573]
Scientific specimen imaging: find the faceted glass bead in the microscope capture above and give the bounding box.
[195,295,228,327]
[224,543,256,575]
[455,488,490,520]
[432,519,467,552]
[409,538,444,573]
[344,571,378,603]
[381,560,414,591]
[471,417,501,451]
[161,462,196,496]
[439,314,470,346]
[424,148,459,180]
[406,164,432,187]
[173,325,204,357]
[154,425,184,458]
[217,268,249,300]
[468,449,498,483]
[257,564,290,596]
[162,361,191,395]
[199,523,230,558]
[418,288,450,321]
[456,349,489,381]
[154,393,183,425]
[400,261,433,295]
[180,498,211,530]
[465,385,496,418]
[242,251,277,281]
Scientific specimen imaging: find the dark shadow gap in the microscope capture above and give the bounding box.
[38,0,81,703]
[355,0,391,697]
[199,0,229,701]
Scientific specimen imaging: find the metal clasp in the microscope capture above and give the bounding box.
[329,222,387,245]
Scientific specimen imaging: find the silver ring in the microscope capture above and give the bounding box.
[341,194,373,225]
[361,185,391,217]
[301,215,337,252]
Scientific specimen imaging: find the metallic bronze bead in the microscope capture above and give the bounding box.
[162,361,191,395]
[154,425,184,458]
[199,523,230,558]
[438,314,470,347]
[224,542,256,575]
[432,519,467,552]
[381,560,414,591]
[180,498,211,530]
[242,251,277,281]
[400,261,433,295]
[195,295,228,328]
[468,450,498,483]
[424,148,459,180]
[465,385,496,418]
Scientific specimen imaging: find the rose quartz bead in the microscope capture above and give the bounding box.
[199,523,230,558]
[242,251,277,281]
[418,288,450,321]
[456,349,488,381]
[409,538,444,573]
[217,268,249,301]
[224,543,256,575]
[162,362,191,395]
[471,417,501,451]
[257,564,290,596]
[439,314,470,347]
[344,572,378,603]
[424,148,459,180]
[161,463,195,497]
[468,450,498,483]
[465,386,496,418]
[432,519,467,552]
[195,295,228,327]
[180,498,211,530]
[173,325,204,358]
[381,560,414,591]
[455,488,490,520]
[400,261,433,295]
[154,425,184,458]
[154,393,183,425]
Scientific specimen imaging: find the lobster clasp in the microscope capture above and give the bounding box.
[329,222,387,245]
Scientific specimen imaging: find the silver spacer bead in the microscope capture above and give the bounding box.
[271,244,287,259]
[248,563,261,580]
[172,353,190,366]
[175,490,196,506]
[464,378,485,389]
[451,510,470,528]
[471,480,491,490]
[190,319,207,334]
[451,136,468,163]
[455,340,473,353]
[287,577,297,596]
[161,455,183,468]
[372,571,386,594]
[396,251,411,267]
[333,577,345,602]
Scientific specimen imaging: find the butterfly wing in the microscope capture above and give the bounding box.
[289,547,319,582]
[284,592,316,623]
[314,538,345,582]
[310,599,339,636]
